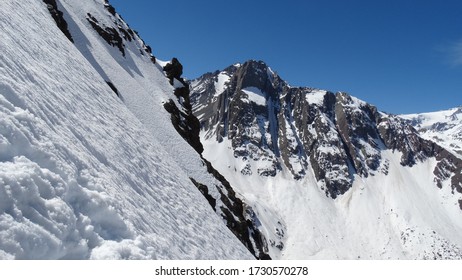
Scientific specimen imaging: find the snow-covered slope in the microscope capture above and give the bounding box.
[3,0,462,261]
[0,0,253,259]
[191,60,462,259]
[401,107,462,157]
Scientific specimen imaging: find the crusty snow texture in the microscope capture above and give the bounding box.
[0,0,252,259]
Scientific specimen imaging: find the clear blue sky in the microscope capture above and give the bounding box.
[110,0,462,114]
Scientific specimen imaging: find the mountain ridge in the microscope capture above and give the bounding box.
[190,60,462,259]
[191,59,462,197]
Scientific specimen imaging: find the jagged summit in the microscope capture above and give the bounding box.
[193,62,403,196]
[191,61,462,199]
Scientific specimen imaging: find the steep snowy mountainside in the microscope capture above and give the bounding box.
[0,0,253,259]
[191,60,462,259]
[55,0,267,258]
[401,107,462,157]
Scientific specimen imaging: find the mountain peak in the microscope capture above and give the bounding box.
[240,59,270,70]
[190,61,462,259]
[191,61,462,196]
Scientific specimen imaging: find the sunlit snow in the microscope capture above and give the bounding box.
[242,87,266,106]
[0,0,252,260]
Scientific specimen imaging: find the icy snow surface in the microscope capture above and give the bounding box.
[0,0,251,259]
[305,90,326,106]
[202,134,462,259]
[214,73,230,97]
[242,87,266,106]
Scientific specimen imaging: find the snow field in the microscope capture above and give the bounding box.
[202,129,462,259]
[242,87,267,106]
[214,73,231,97]
[0,0,252,259]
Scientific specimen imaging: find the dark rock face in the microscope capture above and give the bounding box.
[163,58,183,84]
[80,1,156,62]
[164,99,203,154]
[376,114,462,195]
[335,93,382,176]
[86,13,125,56]
[190,178,216,211]
[201,157,271,260]
[163,58,203,154]
[42,0,74,43]
[191,60,462,200]
[103,0,116,16]
[377,115,432,166]
[192,61,365,198]
[434,148,462,194]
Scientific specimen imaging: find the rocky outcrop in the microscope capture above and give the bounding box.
[103,0,116,16]
[376,113,462,197]
[163,58,183,84]
[164,99,203,154]
[86,13,125,56]
[163,58,203,154]
[84,1,155,62]
[42,0,74,42]
[201,157,271,259]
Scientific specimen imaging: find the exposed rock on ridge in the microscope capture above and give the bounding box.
[191,60,462,200]
[42,0,74,42]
